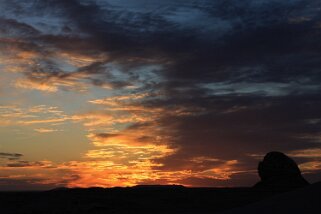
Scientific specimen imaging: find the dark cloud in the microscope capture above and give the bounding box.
[0,18,40,38]
[150,94,321,170]
[0,174,80,191]
[6,161,50,168]
[0,178,57,191]
[94,133,119,139]
[2,0,320,91]
[0,153,23,160]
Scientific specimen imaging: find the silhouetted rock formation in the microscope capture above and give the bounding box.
[254,151,309,189]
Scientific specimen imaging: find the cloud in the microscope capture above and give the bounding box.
[34,128,61,133]
[2,0,321,94]
[0,178,58,191]
[18,118,68,125]
[14,78,59,92]
[0,170,79,191]
[6,160,52,168]
[0,104,71,127]
[0,153,23,160]
[289,148,321,158]
[0,158,81,190]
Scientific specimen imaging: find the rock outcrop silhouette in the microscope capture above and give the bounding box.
[254,151,309,189]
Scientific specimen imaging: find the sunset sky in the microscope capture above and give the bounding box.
[0,0,321,190]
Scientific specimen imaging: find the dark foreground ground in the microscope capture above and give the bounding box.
[0,183,320,214]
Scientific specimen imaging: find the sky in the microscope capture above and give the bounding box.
[0,0,321,190]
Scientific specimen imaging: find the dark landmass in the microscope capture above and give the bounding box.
[0,184,318,214]
[223,182,321,214]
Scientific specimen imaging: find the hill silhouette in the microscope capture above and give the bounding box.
[223,182,321,214]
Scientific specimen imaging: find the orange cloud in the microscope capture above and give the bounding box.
[299,161,321,171]
[14,78,58,92]
[0,104,70,127]
[34,128,61,133]
[1,36,111,93]
[289,148,321,158]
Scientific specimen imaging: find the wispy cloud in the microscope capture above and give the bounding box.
[0,105,70,127]
[34,128,62,133]
[0,152,23,160]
